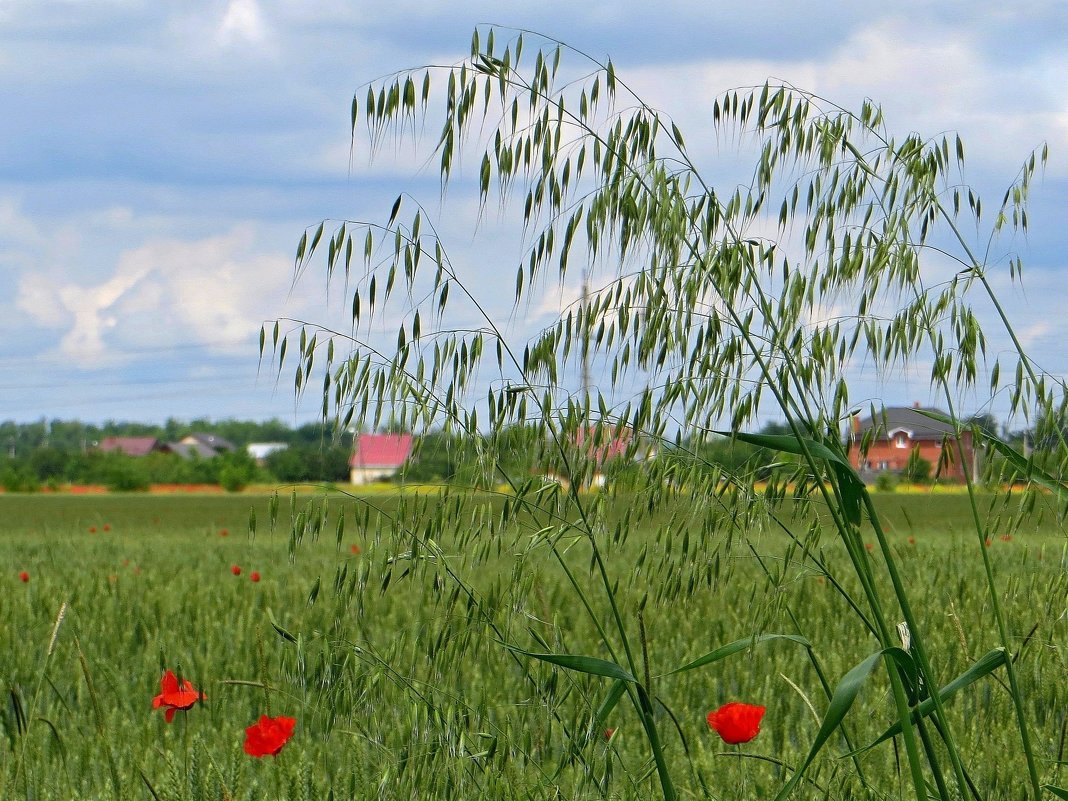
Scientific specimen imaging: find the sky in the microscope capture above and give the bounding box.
[2,1,1066,429]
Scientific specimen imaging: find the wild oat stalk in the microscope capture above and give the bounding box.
[270,27,1066,800]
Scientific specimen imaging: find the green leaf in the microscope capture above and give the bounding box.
[266,608,297,643]
[592,678,628,731]
[717,430,849,470]
[774,648,906,801]
[1044,785,1068,800]
[502,644,636,682]
[553,679,629,778]
[666,633,810,676]
[718,430,864,523]
[858,647,1007,752]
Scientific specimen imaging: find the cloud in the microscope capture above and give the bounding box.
[217,0,268,46]
[621,16,1066,178]
[15,225,295,367]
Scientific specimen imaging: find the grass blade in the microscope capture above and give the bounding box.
[501,644,637,682]
[666,634,810,676]
[774,648,911,801]
[858,648,1008,752]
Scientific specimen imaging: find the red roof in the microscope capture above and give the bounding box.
[98,436,161,457]
[349,434,413,469]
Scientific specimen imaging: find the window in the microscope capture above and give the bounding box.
[894,433,908,448]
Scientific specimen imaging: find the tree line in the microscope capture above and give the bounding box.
[0,418,354,491]
[0,413,1046,493]
[0,417,799,491]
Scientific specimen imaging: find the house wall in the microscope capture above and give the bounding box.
[850,431,973,481]
[349,466,400,485]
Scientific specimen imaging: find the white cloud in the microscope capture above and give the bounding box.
[217,0,268,46]
[15,225,295,367]
[622,16,1066,177]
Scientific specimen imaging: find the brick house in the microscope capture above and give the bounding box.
[349,433,413,484]
[848,404,974,482]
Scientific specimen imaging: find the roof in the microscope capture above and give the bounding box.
[350,433,414,469]
[164,441,218,459]
[97,436,161,457]
[182,433,234,451]
[854,406,956,441]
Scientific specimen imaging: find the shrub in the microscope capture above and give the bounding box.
[874,471,897,492]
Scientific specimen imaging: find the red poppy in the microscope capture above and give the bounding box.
[243,715,296,757]
[864,542,874,551]
[18,571,29,583]
[707,702,766,744]
[1000,533,1013,542]
[908,536,916,545]
[152,670,205,723]
[350,544,360,554]
[231,565,242,576]
[984,538,992,547]
[604,727,616,740]
[103,524,111,531]
[250,571,261,583]
[219,529,229,537]
[88,526,97,533]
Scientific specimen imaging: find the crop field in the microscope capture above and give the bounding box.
[1,491,1065,800]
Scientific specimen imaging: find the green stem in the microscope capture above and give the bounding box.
[929,212,1045,800]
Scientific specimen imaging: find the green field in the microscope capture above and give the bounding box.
[1,492,1065,800]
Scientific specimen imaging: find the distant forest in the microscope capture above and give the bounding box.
[0,418,354,491]
[0,417,792,492]
[0,412,1040,493]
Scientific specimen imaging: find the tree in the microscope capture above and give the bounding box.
[269,28,1056,801]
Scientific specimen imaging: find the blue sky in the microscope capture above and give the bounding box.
[2,1,1065,428]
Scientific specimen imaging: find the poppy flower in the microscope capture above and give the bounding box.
[231,565,242,576]
[152,670,205,723]
[707,702,766,744]
[350,544,360,554]
[219,529,229,537]
[984,538,992,547]
[243,715,296,757]
[908,536,916,545]
[250,571,261,583]
[88,526,97,533]
[864,542,874,551]
[103,524,111,531]
[604,727,616,740]
[18,571,29,583]
[1000,533,1013,542]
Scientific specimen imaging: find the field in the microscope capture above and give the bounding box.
[1,491,1065,800]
